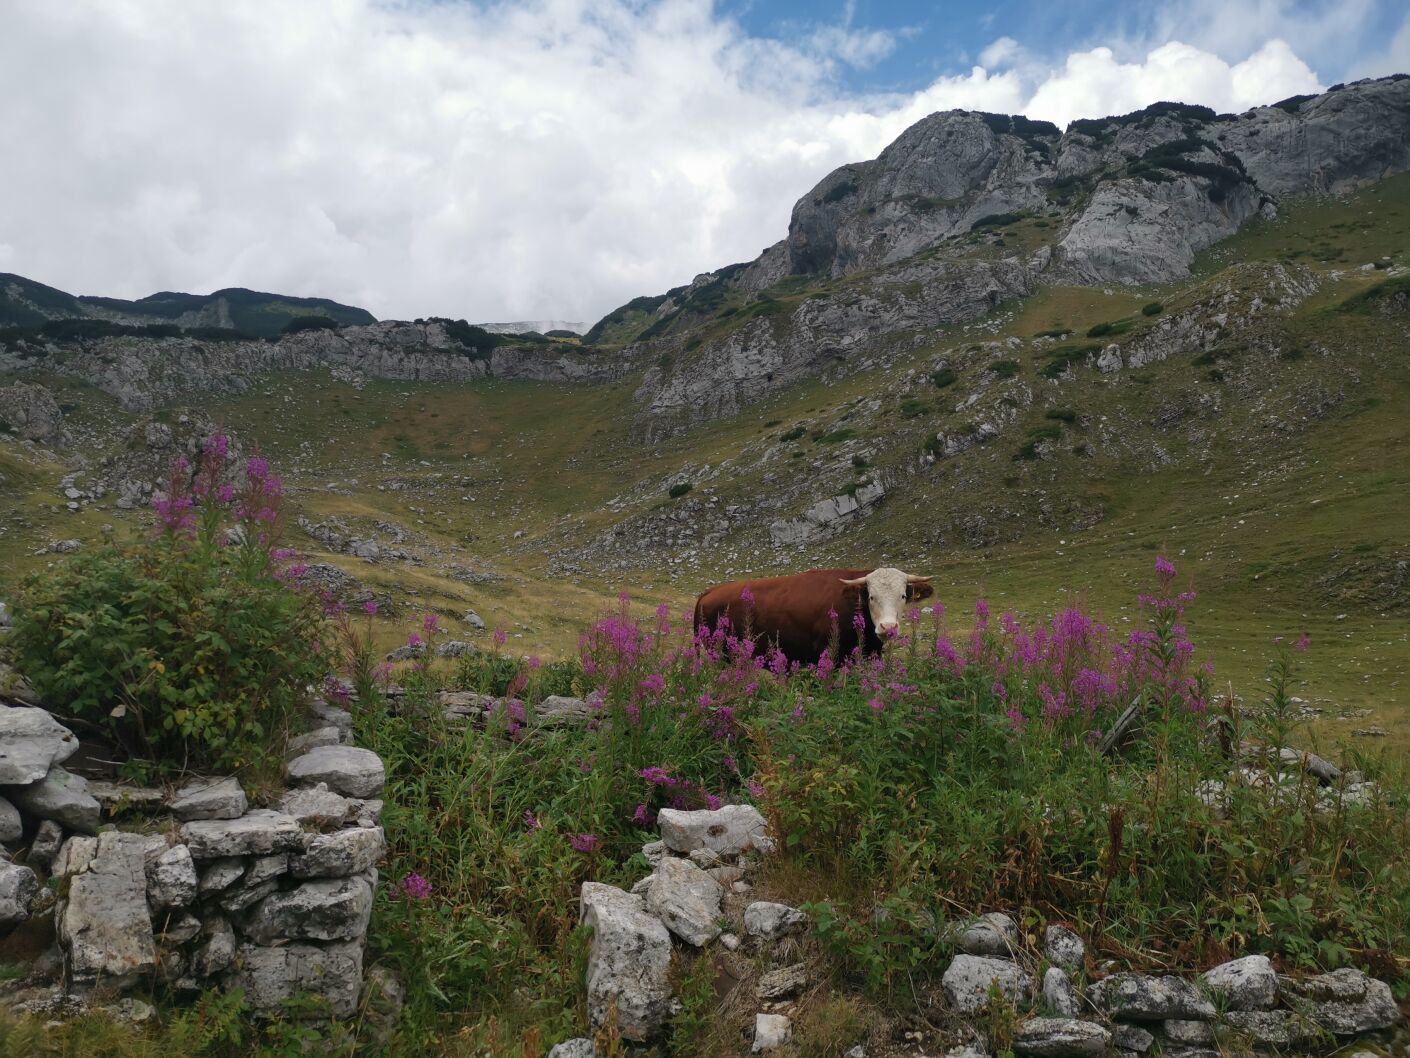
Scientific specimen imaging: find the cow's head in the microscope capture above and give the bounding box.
[839,567,934,637]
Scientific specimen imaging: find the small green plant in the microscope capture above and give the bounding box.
[779,425,806,442]
[931,367,957,388]
[989,359,1021,379]
[815,428,858,444]
[899,398,929,419]
[668,481,693,498]
[1141,301,1165,316]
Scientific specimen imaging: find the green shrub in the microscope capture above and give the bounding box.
[668,481,693,498]
[1141,301,1165,316]
[1034,327,1072,339]
[988,359,1021,378]
[6,438,324,773]
[815,428,858,444]
[779,426,806,442]
[1045,407,1078,423]
[931,367,957,388]
[851,454,869,470]
[899,398,929,419]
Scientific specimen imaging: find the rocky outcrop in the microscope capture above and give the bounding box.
[0,383,67,446]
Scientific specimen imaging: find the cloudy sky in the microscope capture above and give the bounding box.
[1,1,1406,326]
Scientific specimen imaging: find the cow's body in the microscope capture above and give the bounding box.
[693,567,931,664]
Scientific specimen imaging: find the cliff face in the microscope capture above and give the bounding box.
[0,321,639,412]
[617,76,1410,435]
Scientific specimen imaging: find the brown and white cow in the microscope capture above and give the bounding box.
[693,567,934,664]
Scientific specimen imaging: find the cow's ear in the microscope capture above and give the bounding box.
[906,581,935,602]
[839,576,868,587]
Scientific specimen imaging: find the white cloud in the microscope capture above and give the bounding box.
[0,0,1339,325]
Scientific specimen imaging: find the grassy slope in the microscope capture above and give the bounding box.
[2,177,1407,757]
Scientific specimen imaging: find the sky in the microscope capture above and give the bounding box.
[1,1,1406,327]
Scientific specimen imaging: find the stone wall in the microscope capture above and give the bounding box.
[0,696,386,1020]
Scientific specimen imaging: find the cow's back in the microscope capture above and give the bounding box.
[694,568,873,662]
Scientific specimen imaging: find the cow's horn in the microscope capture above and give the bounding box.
[838,576,868,587]
[905,574,933,584]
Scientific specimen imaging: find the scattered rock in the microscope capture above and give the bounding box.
[1090,973,1215,1021]
[757,963,808,1002]
[198,857,246,893]
[547,1040,595,1058]
[943,954,1032,1014]
[640,840,666,867]
[1012,1017,1111,1057]
[658,804,771,857]
[287,727,343,755]
[645,856,722,946]
[181,809,304,859]
[0,705,80,785]
[744,901,810,940]
[1042,967,1080,1016]
[51,834,98,878]
[463,610,486,630]
[580,882,674,1041]
[1201,954,1277,1010]
[9,766,101,832]
[87,780,165,812]
[752,1012,792,1052]
[1044,924,1085,971]
[286,746,385,798]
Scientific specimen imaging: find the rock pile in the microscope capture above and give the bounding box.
[0,698,386,1020]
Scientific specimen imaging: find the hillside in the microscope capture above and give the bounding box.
[0,272,376,337]
[1,78,1408,760]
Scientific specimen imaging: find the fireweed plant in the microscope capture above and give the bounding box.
[8,433,325,773]
[357,557,1409,1052]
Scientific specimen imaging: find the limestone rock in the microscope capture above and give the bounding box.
[0,795,20,843]
[0,862,39,927]
[288,727,343,755]
[27,819,64,871]
[286,745,385,798]
[308,699,355,740]
[943,954,1032,1014]
[534,695,596,726]
[198,857,246,893]
[744,901,810,940]
[645,856,722,946]
[640,840,666,867]
[1090,973,1215,1021]
[0,704,80,785]
[757,963,807,1002]
[1223,1009,1320,1048]
[51,835,97,878]
[1012,1017,1111,1057]
[59,831,160,985]
[658,803,771,857]
[87,780,165,812]
[244,874,375,943]
[1284,967,1399,1035]
[1042,967,1080,1016]
[227,941,364,1018]
[180,809,304,858]
[291,826,385,879]
[245,854,289,887]
[220,879,278,913]
[752,1012,792,1052]
[192,920,237,978]
[169,776,248,821]
[1044,924,1085,971]
[547,1040,595,1058]
[957,911,1019,956]
[1111,1024,1153,1053]
[769,480,885,547]
[1200,954,1277,1011]
[279,783,355,827]
[581,881,673,1041]
[145,844,198,909]
[1163,1019,1214,1045]
[8,766,100,832]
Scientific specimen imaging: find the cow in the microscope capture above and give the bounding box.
[692,567,934,664]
